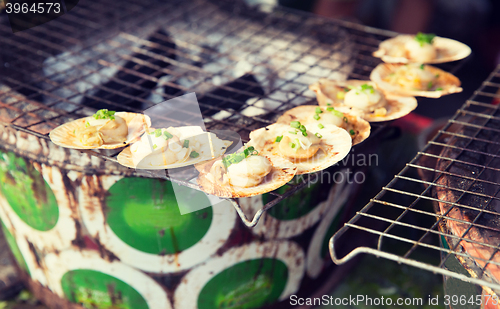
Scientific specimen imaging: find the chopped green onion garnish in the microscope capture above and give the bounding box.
[327,103,332,106]
[290,121,300,129]
[289,142,296,149]
[420,64,425,70]
[153,144,157,149]
[360,84,375,93]
[154,129,162,137]
[435,87,443,91]
[318,123,324,129]
[222,146,258,168]
[343,116,348,123]
[349,129,355,135]
[85,121,90,128]
[414,32,435,46]
[190,151,199,158]
[275,135,283,143]
[326,107,333,112]
[73,130,76,134]
[315,107,323,114]
[92,109,116,120]
[289,130,298,135]
[332,109,344,118]
[427,81,433,90]
[313,114,320,120]
[164,131,173,139]
[315,133,322,138]
[183,140,189,148]
[336,92,345,99]
[435,74,440,78]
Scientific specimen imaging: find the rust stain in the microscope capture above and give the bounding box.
[26,239,42,268]
[93,234,120,263]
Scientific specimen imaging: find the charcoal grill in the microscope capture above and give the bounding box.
[0,0,400,227]
[330,65,500,294]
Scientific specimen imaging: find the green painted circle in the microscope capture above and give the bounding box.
[106,177,213,255]
[198,258,288,309]
[61,269,148,309]
[264,177,327,221]
[0,151,58,231]
[0,221,30,275]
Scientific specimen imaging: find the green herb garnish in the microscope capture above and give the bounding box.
[164,131,173,140]
[92,109,116,120]
[289,142,296,149]
[427,81,434,90]
[183,140,189,148]
[222,146,258,169]
[154,129,162,138]
[153,144,157,149]
[318,123,324,129]
[290,121,300,129]
[289,130,298,135]
[332,109,344,118]
[360,84,375,93]
[315,107,323,114]
[420,64,425,70]
[275,135,283,143]
[414,32,435,46]
[326,107,334,112]
[315,133,322,138]
[349,129,355,135]
[190,151,199,158]
[343,116,348,123]
[313,114,320,120]
[435,87,443,91]
[85,121,90,128]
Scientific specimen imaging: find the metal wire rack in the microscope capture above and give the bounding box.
[330,65,500,292]
[0,0,398,227]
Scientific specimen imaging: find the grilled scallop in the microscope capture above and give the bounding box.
[50,110,150,149]
[370,63,462,98]
[196,146,296,198]
[247,122,351,175]
[277,105,370,145]
[373,33,471,64]
[309,79,417,122]
[117,126,232,169]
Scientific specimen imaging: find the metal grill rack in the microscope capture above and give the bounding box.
[0,0,398,226]
[330,65,500,292]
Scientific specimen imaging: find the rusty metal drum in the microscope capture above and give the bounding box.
[0,124,357,308]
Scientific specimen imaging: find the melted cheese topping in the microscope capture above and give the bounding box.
[344,86,385,111]
[404,39,437,63]
[384,64,436,90]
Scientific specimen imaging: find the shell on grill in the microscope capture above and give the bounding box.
[276,105,370,145]
[49,112,150,149]
[247,123,352,175]
[373,34,471,64]
[370,63,462,98]
[309,79,417,122]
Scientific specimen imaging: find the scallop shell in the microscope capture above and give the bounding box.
[117,127,233,169]
[370,63,462,98]
[373,35,471,64]
[276,105,371,145]
[49,112,150,149]
[196,153,296,198]
[309,79,418,122]
[247,123,352,175]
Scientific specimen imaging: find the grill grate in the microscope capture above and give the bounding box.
[330,65,500,292]
[1,0,400,226]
